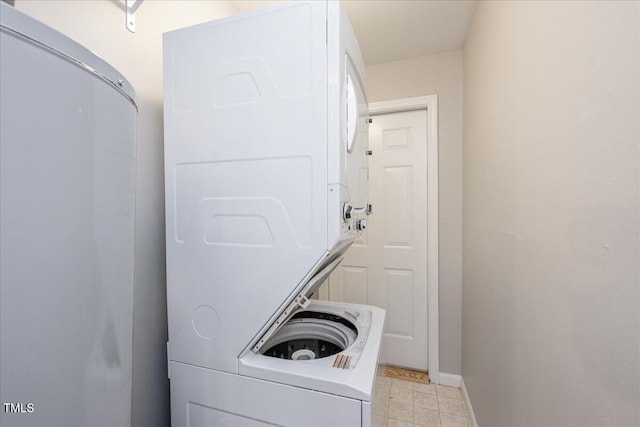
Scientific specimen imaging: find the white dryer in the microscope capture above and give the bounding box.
[163,2,384,426]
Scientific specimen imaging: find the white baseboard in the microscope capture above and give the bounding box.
[461,377,479,427]
[437,372,461,387]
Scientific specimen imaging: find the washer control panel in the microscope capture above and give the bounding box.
[341,202,372,237]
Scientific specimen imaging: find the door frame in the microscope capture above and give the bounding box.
[369,95,440,384]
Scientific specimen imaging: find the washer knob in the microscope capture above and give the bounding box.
[343,203,354,221]
[356,219,367,231]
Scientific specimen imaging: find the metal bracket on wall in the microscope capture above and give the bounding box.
[126,0,144,33]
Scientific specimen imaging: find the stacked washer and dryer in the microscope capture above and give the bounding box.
[163,1,384,426]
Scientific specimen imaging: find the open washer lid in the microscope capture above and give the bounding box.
[249,243,351,354]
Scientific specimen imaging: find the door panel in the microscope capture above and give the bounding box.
[322,109,429,371]
[384,165,414,246]
[342,266,368,305]
[385,268,414,337]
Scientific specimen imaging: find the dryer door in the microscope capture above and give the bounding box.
[344,55,369,212]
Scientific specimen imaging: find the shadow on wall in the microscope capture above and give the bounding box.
[463,226,518,424]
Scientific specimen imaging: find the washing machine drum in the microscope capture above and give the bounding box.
[261,311,357,360]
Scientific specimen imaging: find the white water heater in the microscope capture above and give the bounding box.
[0,4,137,426]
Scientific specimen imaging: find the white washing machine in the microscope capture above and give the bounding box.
[163,2,384,425]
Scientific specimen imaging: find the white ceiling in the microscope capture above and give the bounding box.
[231,0,477,65]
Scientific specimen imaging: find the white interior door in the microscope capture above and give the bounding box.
[321,109,429,371]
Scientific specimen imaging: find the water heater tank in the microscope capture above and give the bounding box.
[0,3,137,426]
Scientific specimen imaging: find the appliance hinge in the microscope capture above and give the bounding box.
[296,295,311,309]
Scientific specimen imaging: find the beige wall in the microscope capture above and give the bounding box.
[367,50,464,375]
[13,1,237,425]
[463,1,639,426]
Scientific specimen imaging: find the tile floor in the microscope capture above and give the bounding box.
[372,373,471,427]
